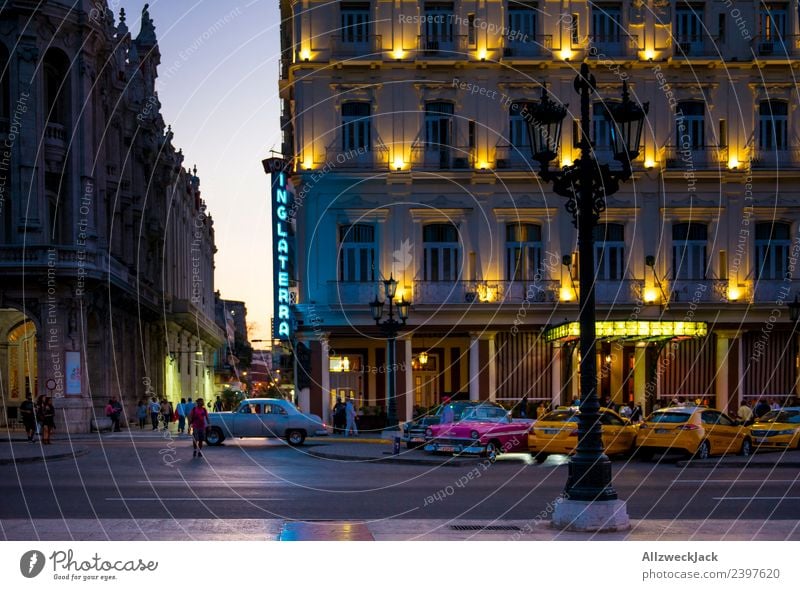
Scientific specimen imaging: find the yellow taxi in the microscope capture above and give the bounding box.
[749,408,800,450]
[528,407,639,462]
[635,406,751,460]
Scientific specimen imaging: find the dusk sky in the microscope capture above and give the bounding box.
[118,0,280,342]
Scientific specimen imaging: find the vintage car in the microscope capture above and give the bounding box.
[749,408,800,450]
[402,400,503,448]
[635,406,751,460]
[528,407,639,462]
[424,405,533,460]
[206,398,327,446]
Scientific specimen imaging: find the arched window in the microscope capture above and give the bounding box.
[506,223,542,280]
[423,223,460,281]
[341,102,371,151]
[594,223,625,280]
[339,223,375,282]
[759,100,788,151]
[43,49,71,126]
[755,221,791,280]
[672,222,707,280]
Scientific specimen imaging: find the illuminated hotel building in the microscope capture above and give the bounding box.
[278,0,800,424]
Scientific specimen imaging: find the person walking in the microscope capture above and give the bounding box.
[185,399,194,436]
[176,398,187,434]
[40,397,56,444]
[149,397,160,430]
[136,401,147,429]
[440,397,454,424]
[332,397,345,434]
[188,398,209,457]
[738,400,754,425]
[108,396,123,432]
[345,398,358,437]
[630,402,643,423]
[160,399,173,431]
[754,398,770,419]
[213,396,223,412]
[20,394,36,442]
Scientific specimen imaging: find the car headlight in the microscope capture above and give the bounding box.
[425,428,433,437]
[471,430,479,440]
[777,429,797,436]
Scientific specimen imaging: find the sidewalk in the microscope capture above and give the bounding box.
[676,450,800,468]
[0,441,89,465]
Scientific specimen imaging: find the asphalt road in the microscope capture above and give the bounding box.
[2,438,800,522]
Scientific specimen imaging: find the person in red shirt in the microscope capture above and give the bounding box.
[188,398,209,457]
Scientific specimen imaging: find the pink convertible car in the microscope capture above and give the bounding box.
[424,405,534,460]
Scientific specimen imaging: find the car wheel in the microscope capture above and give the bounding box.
[739,438,752,457]
[635,448,654,461]
[287,430,306,446]
[206,427,224,446]
[405,442,418,450]
[694,440,711,460]
[485,441,499,463]
[532,452,548,464]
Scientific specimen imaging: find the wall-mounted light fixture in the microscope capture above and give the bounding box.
[645,255,669,306]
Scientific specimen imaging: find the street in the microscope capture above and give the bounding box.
[2,436,800,525]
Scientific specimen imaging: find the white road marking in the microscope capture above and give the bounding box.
[713,497,800,501]
[136,480,283,485]
[106,497,289,501]
[674,479,800,484]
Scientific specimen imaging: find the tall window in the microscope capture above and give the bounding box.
[672,223,707,280]
[341,102,371,151]
[507,3,537,48]
[592,102,613,150]
[755,222,791,280]
[340,2,371,44]
[339,224,376,282]
[675,4,704,53]
[759,100,788,151]
[677,101,705,150]
[506,224,542,281]
[761,3,787,40]
[423,2,454,49]
[594,223,625,280]
[509,103,530,150]
[43,49,70,126]
[425,101,454,150]
[591,3,622,50]
[423,223,460,281]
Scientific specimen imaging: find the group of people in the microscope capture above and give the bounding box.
[134,396,221,435]
[332,397,359,436]
[737,398,787,425]
[19,394,56,444]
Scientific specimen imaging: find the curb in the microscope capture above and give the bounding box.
[305,448,471,467]
[676,459,800,468]
[0,448,89,465]
[308,437,390,445]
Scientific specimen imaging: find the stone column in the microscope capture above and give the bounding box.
[319,333,331,425]
[715,330,740,413]
[487,333,497,402]
[469,333,480,401]
[551,341,563,408]
[397,335,413,423]
[633,343,647,411]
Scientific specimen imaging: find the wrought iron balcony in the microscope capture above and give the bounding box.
[751,35,800,57]
[416,34,468,58]
[672,35,720,58]
[502,34,552,58]
[664,144,728,170]
[330,34,382,59]
[410,145,475,170]
[587,34,639,58]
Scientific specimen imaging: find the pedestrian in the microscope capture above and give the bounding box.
[440,397,454,423]
[105,398,117,432]
[630,403,643,423]
[519,396,528,418]
[34,395,45,439]
[149,397,160,430]
[738,400,754,425]
[185,399,194,436]
[19,393,36,442]
[536,402,546,419]
[345,397,358,436]
[213,396,223,412]
[333,397,345,434]
[754,398,770,419]
[40,396,56,445]
[188,398,209,457]
[160,399,172,431]
[620,402,633,418]
[177,398,187,434]
[770,398,781,411]
[111,396,123,431]
[136,401,147,429]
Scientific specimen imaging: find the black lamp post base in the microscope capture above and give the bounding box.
[551,498,630,532]
[564,454,618,502]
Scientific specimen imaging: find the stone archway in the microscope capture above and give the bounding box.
[0,308,39,426]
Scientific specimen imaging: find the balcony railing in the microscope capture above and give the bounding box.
[672,35,720,58]
[494,144,535,170]
[587,34,639,58]
[412,280,560,305]
[750,147,800,169]
[328,281,381,306]
[417,34,468,58]
[751,35,800,57]
[668,279,728,303]
[503,34,552,58]
[595,280,643,305]
[44,122,67,163]
[753,279,800,304]
[664,145,728,170]
[330,34,382,59]
[410,145,475,170]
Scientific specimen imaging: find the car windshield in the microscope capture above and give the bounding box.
[540,410,579,423]
[461,407,508,422]
[647,412,690,424]
[758,410,800,424]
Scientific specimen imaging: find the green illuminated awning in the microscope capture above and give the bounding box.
[544,321,708,343]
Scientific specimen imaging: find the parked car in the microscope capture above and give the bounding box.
[206,398,327,446]
[635,406,751,460]
[750,408,800,450]
[528,406,639,462]
[402,400,501,448]
[424,405,533,460]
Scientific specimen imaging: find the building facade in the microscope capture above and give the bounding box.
[0,1,223,431]
[279,0,800,424]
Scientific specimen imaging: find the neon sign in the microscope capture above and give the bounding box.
[267,158,294,340]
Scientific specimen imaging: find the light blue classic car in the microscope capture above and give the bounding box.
[206,398,327,446]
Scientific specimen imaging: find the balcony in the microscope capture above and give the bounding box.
[587,34,639,58]
[330,34,382,60]
[752,35,800,58]
[416,35,467,59]
[410,146,474,170]
[672,36,720,58]
[44,122,67,164]
[753,280,800,304]
[411,280,560,305]
[664,145,728,170]
[595,280,643,305]
[502,35,552,59]
[668,279,728,303]
[750,147,800,169]
[327,281,380,307]
[494,144,535,170]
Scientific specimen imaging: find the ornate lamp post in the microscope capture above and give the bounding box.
[369,274,410,428]
[525,63,648,531]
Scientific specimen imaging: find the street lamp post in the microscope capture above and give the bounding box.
[525,63,648,531]
[369,275,410,429]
